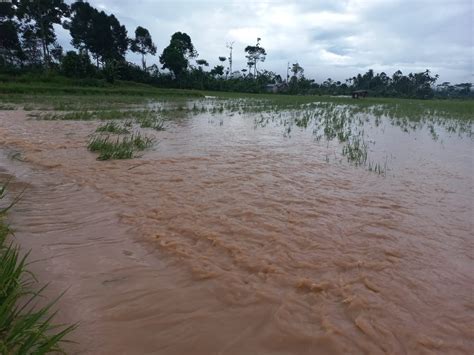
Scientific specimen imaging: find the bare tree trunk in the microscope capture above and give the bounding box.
[45,42,50,64]
[36,1,49,68]
[226,41,234,77]
[40,37,48,67]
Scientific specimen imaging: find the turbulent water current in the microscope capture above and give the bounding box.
[0,102,472,354]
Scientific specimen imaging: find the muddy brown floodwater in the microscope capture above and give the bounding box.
[0,106,473,354]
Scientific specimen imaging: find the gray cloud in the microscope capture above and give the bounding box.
[60,0,473,83]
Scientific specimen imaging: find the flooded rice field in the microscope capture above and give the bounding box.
[0,97,472,354]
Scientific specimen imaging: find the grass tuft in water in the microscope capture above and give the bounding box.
[88,133,153,160]
[341,136,368,166]
[136,114,166,131]
[368,160,388,175]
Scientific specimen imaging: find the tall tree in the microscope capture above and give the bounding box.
[67,4,128,67]
[16,0,69,67]
[454,83,472,96]
[130,26,156,71]
[210,65,224,77]
[194,59,208,89]
[50,41,63,63]
[196,59,209,68]
[0,2,23,66]
[89,10,109,66]
[107,14,128,61]
[66,1,96,54]
[159,32,197,79]
[347,69,439,98]
[21,25,43,66]
[61,50,95,78]
[291,62,304,79]
[218,56,227,77]
[244,38,266,77]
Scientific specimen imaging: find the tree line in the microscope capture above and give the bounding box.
[0,0,471,99]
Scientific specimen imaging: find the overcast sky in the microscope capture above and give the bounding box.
[57,0,473,83]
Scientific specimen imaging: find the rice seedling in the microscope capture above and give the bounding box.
[151,118,166,131]
[134,112,166,131]
[88,133,153,160]
[341,136,368,166]
[22,104,36,111]
[428,124,439,140]
[95,121,130,134]
[368,160,388,175]
[0,103,15,110]
[294,111,313,128]
[0,184,76,353]
[88,135,133,160]
[130,134,154,150]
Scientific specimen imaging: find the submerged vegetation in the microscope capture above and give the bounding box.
[0,184,75,353]
[1,83,472,169]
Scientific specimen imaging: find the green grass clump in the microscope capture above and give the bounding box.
[342,136,368,166]
[136,114,166,131]
[130,134,154,150]
[88,133,153,160]
[95,121,130,134]
[151,118,165,131]
[0,184,76,353]
[0,103,15,110]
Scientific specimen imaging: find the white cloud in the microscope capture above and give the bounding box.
[61,0,473,83]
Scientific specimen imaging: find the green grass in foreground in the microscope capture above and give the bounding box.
[0,184,75,353]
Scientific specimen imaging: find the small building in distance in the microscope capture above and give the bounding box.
[265,82,288,93]
[351,90,368,99]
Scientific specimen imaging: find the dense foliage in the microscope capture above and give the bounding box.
[0,0,471,98]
